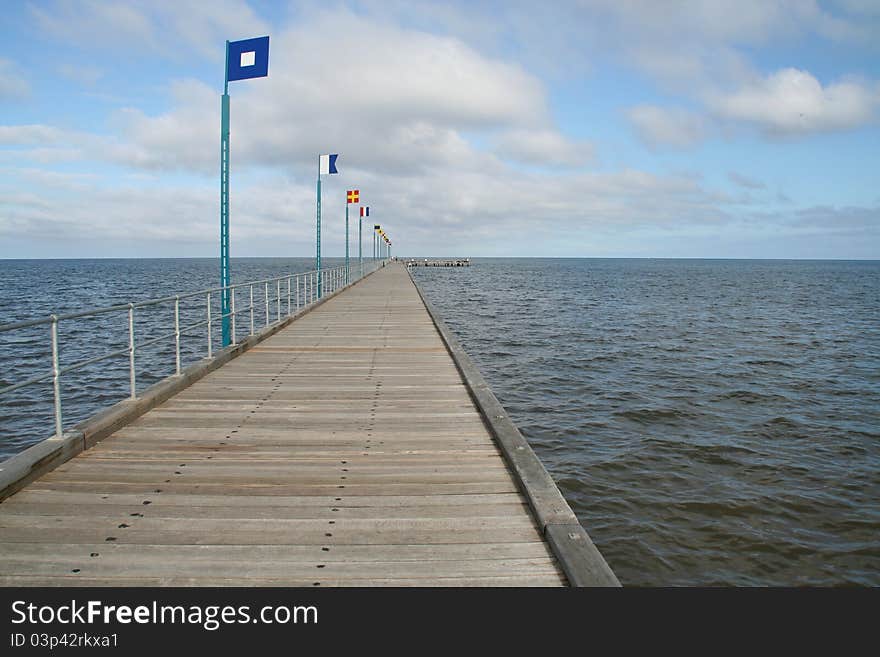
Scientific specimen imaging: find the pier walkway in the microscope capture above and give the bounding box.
[0,263,616,586]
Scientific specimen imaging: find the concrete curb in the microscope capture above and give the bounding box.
[407,265,620,587]
[0,266,385,502]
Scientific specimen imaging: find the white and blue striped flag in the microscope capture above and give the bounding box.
[319,154,339,175]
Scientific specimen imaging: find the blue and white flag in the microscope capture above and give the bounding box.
[227,36,270,82]
[319,154,339,175]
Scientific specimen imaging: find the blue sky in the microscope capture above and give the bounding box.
[1,0,878,259]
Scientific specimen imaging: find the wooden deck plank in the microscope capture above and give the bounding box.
[21,481,523,496]
[7,490,528,507]
[0,542,556,562]
[0,502,536,521]
[0,557,561,579]
[0,574,567,587]
[0,526,548,546]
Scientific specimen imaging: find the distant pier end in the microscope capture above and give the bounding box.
[406,258,470,267]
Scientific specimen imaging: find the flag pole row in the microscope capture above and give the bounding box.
[219,35,393,348]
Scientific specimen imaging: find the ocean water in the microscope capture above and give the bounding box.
[2,257,879,586]
[410,259,880,586]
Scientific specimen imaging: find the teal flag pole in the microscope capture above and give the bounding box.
[316,157,322,298]
[220,41,231,347]
[345,202,350,285]
[220,35,269,347]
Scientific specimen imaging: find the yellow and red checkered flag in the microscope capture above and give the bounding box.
[346,189,359,204]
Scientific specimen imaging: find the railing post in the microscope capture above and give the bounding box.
[206,292,212,358]
[264,282,269,326]
[287,277,291,317]
[250,285,254,335]
[230,287,236,345]
[174,296,181,375]
[296,274,300,311]
[277,279,281,322]
[50,315,63,438]
[128,303,136,399]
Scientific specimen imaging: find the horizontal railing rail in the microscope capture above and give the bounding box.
[1,259,387,451]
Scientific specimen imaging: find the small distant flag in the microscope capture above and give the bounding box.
[347,189,360,204]
[360,206,369,217]
[319,154,339,175]
[227,36,270,82]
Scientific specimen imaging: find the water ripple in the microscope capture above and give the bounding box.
[412,258,880,586]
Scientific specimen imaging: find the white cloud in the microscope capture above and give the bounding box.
[834,0,880,16]
[57,63,104,87]
[6,2,878,259]
[0,155,734,258]
[0,124,107,165]
[494,129,592,167]
[707,68,879,135]
[106,79,218,172]
[266,12,548,128]
[728,171,766,190]
[626,68,880,146]
[586,0,876,51]
[87,11,556,178]
[626,105,708,149]
[0,59,30,100]
[0,125,66,145]
[29,0,268,59]
[30,1,156,50]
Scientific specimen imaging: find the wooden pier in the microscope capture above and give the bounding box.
[0,263,616,586]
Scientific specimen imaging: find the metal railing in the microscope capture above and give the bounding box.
[0,260,386,445]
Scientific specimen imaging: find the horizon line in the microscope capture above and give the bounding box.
[1,256,878,262]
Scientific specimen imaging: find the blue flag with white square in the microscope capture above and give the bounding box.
[227,36,269,82]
